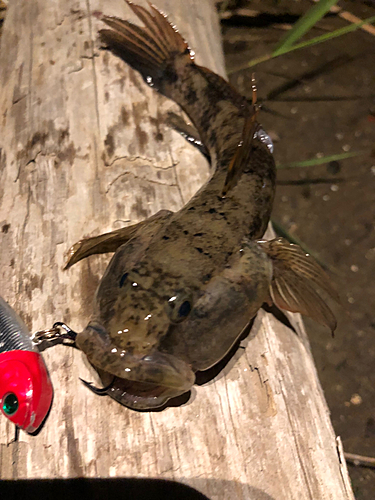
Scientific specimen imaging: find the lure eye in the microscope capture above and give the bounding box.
[166,290,193,323]
[2,393,19,416]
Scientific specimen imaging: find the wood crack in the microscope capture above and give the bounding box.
[105,154,177,170]
[168,145,185,205]
[106,171,177,193]
[279,381,314,500]
[85,0,100,176]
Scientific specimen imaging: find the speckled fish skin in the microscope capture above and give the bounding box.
[67,2,337,410]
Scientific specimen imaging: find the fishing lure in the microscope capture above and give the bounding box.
[0,296,53,433]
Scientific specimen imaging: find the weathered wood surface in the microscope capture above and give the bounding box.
[0,1,354,498]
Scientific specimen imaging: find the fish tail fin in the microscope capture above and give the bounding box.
[99,2,193,90]
[258,237,339,333]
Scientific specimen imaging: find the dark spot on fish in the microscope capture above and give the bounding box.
[209,208,216,214]
[209,129,217,145]
[194,232,203,237]
[157,171,162,179]
[10,258,15,267]
[163,63,178,84]
[2,223,10,234]
[105,91,110,102]
[154,132,163,142]
[162,235,169,240]
[84,41,90,51]
[186,87,197,106]
[104,132,115,157]
[119,273,128,288]
[195,247,203,253]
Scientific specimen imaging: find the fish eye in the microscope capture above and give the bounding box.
[166,290,193,323]
[2,393,19,416]
[178,301,191,318]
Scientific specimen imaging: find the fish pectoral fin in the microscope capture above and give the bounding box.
[165,111,210,162]
[258,237,339,333]
[64,209,172,269]
[222,110,259,197]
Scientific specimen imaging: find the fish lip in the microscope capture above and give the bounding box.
[99,374,190,410]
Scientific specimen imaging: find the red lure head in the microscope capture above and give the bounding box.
[0,350,53,433]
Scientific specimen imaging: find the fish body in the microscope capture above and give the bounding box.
[65,2,338,410]
[0,296,53,432]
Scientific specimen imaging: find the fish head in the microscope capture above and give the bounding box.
[94,248,193,353]
[77,240,272,410]
[0,350,53,433]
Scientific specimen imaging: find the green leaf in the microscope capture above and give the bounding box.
[273,0,339,56]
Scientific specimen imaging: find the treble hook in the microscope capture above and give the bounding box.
[79,377,115,395]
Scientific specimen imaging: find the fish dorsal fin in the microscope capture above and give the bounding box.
[258,237,339,333]
[222,109,259,197]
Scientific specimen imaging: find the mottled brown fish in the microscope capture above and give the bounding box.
[65,1,338,409]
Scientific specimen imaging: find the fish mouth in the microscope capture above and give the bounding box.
[95,370,190,410]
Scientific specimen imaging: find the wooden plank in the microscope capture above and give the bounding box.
[0,1,354,498]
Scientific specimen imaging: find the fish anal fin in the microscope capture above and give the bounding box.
[259,238,338,333]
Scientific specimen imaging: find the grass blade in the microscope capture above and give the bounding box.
[277,151,367,169]
[230,14,375,72]
[273,0,339,55]
[274,15,375,58]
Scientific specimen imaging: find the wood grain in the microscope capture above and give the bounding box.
[0,1,354,498]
